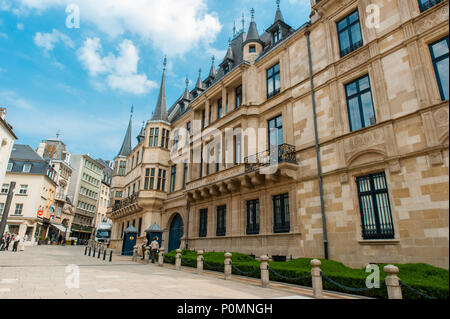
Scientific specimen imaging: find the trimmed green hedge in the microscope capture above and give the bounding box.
[163,249,449,299]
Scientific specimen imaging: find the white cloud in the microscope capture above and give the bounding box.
[34,29,74,52]
[7,0,222,57]
[0,91,33,110]
[78,37,157,95]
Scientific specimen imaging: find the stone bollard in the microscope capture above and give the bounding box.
[158,248,165,267]
[132,246,138,262]
[175,249,182,270]
[144,247,150,265]
[311,259,323,298]
[384,265,402,299]
[197,250,204,275]
[224,253,232,280]
[260,255,269,288]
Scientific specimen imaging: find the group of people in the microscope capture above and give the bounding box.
[141,237,160,263]
[0,233,23,252]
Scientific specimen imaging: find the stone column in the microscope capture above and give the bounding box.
[144,247,150,265]
[260,255,269,288]
[132,246,138,262]
[197,250,204,275]
[384,265,402,299]
[224,252,232,280]
[158,248,165,267]
[175,249,182,270]
[311,259,323,299]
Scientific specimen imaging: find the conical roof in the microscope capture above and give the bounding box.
[118,108,133,157]
[246,8,260,43]
[182,76,191,101]
[144,222,163,233]
[150,57,169,122]
[209,56,216,78]
[274,0,284,23]
[195,68,204,91]
[224,40,234,61]
[124,225,138,234]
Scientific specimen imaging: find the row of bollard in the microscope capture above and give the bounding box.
[129,247,406,299]
[84,245,113,262]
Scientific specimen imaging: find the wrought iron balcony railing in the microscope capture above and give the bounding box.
[112,193,138,212]
[244,144,297,173]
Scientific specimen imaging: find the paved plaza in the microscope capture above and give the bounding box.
[0,246,323,299]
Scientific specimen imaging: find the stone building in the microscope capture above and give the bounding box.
[36,137,75,240]
[94,158,113,229]
[0,107,18,186]
[0,144,58,245]
[67,154,103,242]
[108,0,449,269]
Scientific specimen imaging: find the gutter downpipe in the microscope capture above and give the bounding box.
[305,25,329,260]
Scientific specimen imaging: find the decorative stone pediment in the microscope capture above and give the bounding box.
[433,107,449,145]
[336,48,370,76]
[414,4,449,34]
[344,128,386,165]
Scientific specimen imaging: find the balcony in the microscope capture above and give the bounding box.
[244,144,297,173]
[112,193,138,212]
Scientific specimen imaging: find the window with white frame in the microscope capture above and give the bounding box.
[1,184,9,194]
[23,163,32,173]
[19,185,28,195]
[14,203,23,215]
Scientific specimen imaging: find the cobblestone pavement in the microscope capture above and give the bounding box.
[0,246,315,299]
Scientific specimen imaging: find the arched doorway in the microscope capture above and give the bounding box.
[168,214,184,253]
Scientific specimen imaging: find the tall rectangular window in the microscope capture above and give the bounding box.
[216,205,226,236]
[161,129,167,148]
[357,172,395,240]
[267,63,281,99]
[157,169,162,191]
[148,168,155,190]
[7,162,12,172]
[0,203,4,215]
[418,0,444,12]
[186,122,191,145]
[235,85,242,108]
[200,146,203,178]
[182,163,188,189]
[429,36,449,101]
[19,185,28,195]
[170,165,176,192]
[172,130,179,151]
[337,10,363,57]
[149,128,154,147]
[234,133,241,165]
[154,128,159,147]
[14,203,23,215]
[273,193,290,233]
[217,98,223,119]
[138,218,142,236]
[246,199,260,235]
[268,115,283,152]
[199,208,208,237]
[201,109,206,129]
[345,74,376,132]
[271,29,281,44]
[161,170,167,191]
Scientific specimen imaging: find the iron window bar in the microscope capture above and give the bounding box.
[244,143,297,173]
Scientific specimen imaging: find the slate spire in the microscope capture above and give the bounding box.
[209,56,216,79]
[118,106,133,157]
[274,0,284,23]
[182,75,191,101]
[246,8,260,43]
[195,68,204,91]
[137,120,146,143]
[150,56,169,122]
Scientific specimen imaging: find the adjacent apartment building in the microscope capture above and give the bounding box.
[108,0,449,269]
[67,154,103,242]
[0,107,18,185]
[94,158,113,229]
[0,144,58,245]
[36,137,75,240]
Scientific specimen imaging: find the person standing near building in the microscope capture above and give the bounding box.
[12,234,19,252]
[5,233,11,251]
[0,234,5,251]
[150,237,159,264]
[141,237,148,260]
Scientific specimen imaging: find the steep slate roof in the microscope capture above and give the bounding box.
[10,144,44,161]
[118,113,132,157]
[274,0,284,23]
[150,58,169,123]
[245,9,261,44]
[8,144,57,178]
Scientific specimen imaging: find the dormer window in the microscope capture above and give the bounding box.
[224,64,230,74]
[180,102,185,114]
[7,162,13,172]
[249,45,256,53]
[271,29,281,44]
[23,163,32,173]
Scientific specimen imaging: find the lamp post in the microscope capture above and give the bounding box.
[0,182,16,247]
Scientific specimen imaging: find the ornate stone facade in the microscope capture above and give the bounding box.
[108,0,449,269]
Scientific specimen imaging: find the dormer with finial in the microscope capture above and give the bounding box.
[114,105,133,176]
[204,56,216,88]
[266,0,295,46]
[137,120,146,144]
[192,68,205,98]
[180,75,191,113]
[243,8,263,63]
[220,38,234,74]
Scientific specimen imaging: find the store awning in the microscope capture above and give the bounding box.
[51,224,67,233]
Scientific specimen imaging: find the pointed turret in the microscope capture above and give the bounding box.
[209,56,216,79]
[246,9,260,42]
[182,75,191,102]
[274,0,284,23]
[118,106,133,157]
[195,68,205,91]
[150,57,169,123]
[137,120,145,143]
[224,39,234,61]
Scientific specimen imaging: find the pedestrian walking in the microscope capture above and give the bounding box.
[150,237,159,264]
[5,233,11,251]
[12,234,19,252]
[0,234,5,251]
[58,234,63,245]
[141,237,148,260]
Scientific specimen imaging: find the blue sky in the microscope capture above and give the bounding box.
[0,0,310,160]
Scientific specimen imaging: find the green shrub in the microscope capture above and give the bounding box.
[161,250,449,299]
